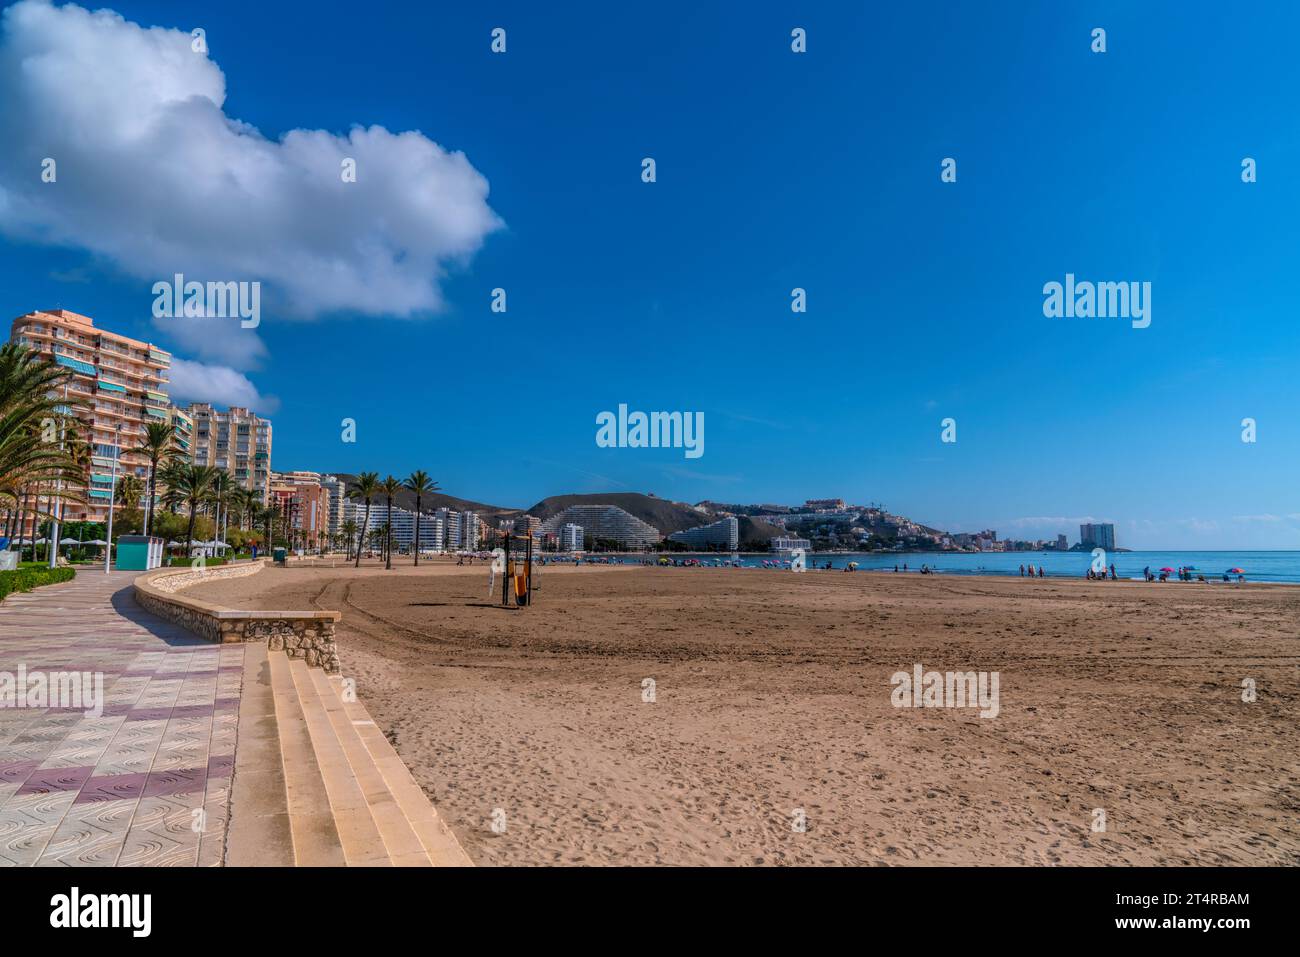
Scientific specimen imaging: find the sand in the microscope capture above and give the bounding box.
[186,560,1300,866]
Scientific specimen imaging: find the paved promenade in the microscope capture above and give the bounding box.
[0,571,243,866]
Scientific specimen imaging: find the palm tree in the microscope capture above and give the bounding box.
[258,504,278,550]
[0,344,85,532]
[158,458,187,515]
[115,474,143,510]
[132,420,175,536]
[347,472,379,568]
[403,470,439,566]
[379,475,402,570]
[236,487,260,531]
[170,464,218,555]
[341,519,358,561]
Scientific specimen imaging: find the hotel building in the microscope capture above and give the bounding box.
[188,403,273,503]
[8,309,172,526]
[538,505,661,549]
[1079,522,1116,551]
[341,498,452,552]
[668,516,739,550]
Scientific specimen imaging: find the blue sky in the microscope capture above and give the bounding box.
[1,0,1297,548]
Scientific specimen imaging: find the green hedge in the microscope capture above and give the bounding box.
[0,564,76,601]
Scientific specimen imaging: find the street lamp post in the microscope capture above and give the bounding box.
[104,423,122,574]
[48,383,68,570]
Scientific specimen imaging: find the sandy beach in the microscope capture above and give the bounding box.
[186,561,1300,866]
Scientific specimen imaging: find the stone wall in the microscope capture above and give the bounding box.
[134,563,342,674]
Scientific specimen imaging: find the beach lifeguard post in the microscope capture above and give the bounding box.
[116,535,164,571]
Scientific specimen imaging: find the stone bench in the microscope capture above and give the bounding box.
[134,562,342,673]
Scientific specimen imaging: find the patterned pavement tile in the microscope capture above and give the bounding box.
[0,573,246,867]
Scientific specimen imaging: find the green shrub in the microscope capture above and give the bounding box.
[0,564,76,602]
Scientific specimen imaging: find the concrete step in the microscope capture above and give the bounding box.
[306,666,432,866]
[266,651,347,866]
[331,676,473,867]
[287,657,391,866]
[226,643,295,866]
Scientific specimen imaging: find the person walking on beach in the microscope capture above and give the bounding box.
[1020,564,1025,577]
[1110,563,1117,581]
[1038,565,1044,578]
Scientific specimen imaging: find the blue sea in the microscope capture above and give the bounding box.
[648,551,1300,583]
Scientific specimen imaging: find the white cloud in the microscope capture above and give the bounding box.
[156,315,268,370]
[169,358,278,413]
[0,0,502,321]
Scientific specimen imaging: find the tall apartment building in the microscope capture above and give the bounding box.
[9,309,172,526]
[559,523,584,551]
[188,403,272,503]
[167,405,194,459]
[1079,523,1116,551]
[268,471,332,548]
[342,498,443,551]
[320,475,348,538]
[668,516,739,550]
[514,514,541,537]
[538,505,661,549]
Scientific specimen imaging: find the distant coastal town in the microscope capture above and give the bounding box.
[4,308,1116,560]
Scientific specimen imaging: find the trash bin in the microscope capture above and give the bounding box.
[273,547,287,566]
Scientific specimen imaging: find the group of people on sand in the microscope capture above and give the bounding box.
[1142,565,1246,583]
[1019,563,1046,578]
[1085,564,1118,580]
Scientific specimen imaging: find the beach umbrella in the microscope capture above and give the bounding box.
[1227,567,1245,574]
[33,537,47,544]
[59,537,81,545]
[88,539,109,546]
[1159,566,1174,572]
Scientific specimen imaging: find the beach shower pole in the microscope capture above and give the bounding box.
[525,533,533,606]
[104,424,121,573]
[502,530,511,607]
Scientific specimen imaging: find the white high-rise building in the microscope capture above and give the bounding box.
[668,517,738,550]
[342,498,439,550]
[538,505,660,549]
[560,523,584,551]
[434,508,461,549]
